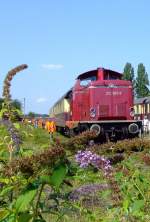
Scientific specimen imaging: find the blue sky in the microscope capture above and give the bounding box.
[0,0,150,114]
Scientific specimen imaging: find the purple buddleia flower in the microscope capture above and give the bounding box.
[75,150,112,175]
[69,183,108,201]
[1,119,22,152]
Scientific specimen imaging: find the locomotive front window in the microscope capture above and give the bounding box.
[104,72,121,80]
[105,74,120,80]
[80,75,97,86]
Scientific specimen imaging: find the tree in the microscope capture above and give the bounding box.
[0,98,22,111]
[28,112,36,118]
[11,99,22,110]
[122,63,135,85]
[135,63,150,98]
[0,98,4,110]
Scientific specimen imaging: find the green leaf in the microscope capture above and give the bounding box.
[0,209,10,220]
[131,199,145,212]
[22,131,28,137]
[18,212,32,222]
[50,163,68,189]
[14,123,20,129]
[15,189,37,213]
[1,213,16,222]
[8,215,16,222]
[0,178,10,184]
[0,186,14,196]
[3,136,10,142]
[123,199,129,212]
[115,172,123,182]
[39,175,51,185]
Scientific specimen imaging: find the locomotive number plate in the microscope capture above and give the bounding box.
[105,91,122,96]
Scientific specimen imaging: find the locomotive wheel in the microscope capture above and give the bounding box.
[90,124,101,135]
[64,127,70,137]
[69,129,75,137]
[64,127,75,137]
[128,123,139,134]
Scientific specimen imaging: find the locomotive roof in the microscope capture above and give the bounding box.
[77,68,122,80]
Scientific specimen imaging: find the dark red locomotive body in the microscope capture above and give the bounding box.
[50,68,142,140]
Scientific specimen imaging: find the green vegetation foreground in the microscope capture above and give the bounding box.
[0,122,150,222]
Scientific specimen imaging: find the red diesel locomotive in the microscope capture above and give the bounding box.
[49,68,142,140]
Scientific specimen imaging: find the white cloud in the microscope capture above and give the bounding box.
[41,64,64,70]
[36,97,48,103]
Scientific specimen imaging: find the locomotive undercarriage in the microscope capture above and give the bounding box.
[64,120,143,142]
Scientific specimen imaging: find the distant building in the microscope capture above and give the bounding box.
[134,96,150,120]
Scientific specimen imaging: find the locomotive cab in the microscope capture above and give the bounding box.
[73,68,133,121]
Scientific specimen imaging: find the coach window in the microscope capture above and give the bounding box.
[136,105,139,114]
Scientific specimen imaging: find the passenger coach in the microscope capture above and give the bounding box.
[134,96,150,120]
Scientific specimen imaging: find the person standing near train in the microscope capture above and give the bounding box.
[45,118,56,142]
[143,116,149,134]
[34,118,38,128]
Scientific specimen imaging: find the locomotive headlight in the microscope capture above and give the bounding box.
[90,108,96,118]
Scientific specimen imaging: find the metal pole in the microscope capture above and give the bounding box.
[23,98,25,117]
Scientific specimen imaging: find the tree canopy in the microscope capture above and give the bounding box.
[135,63,150,98]
[0,98,22,111]
[123,62,150,98]
[122,62,135,84]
